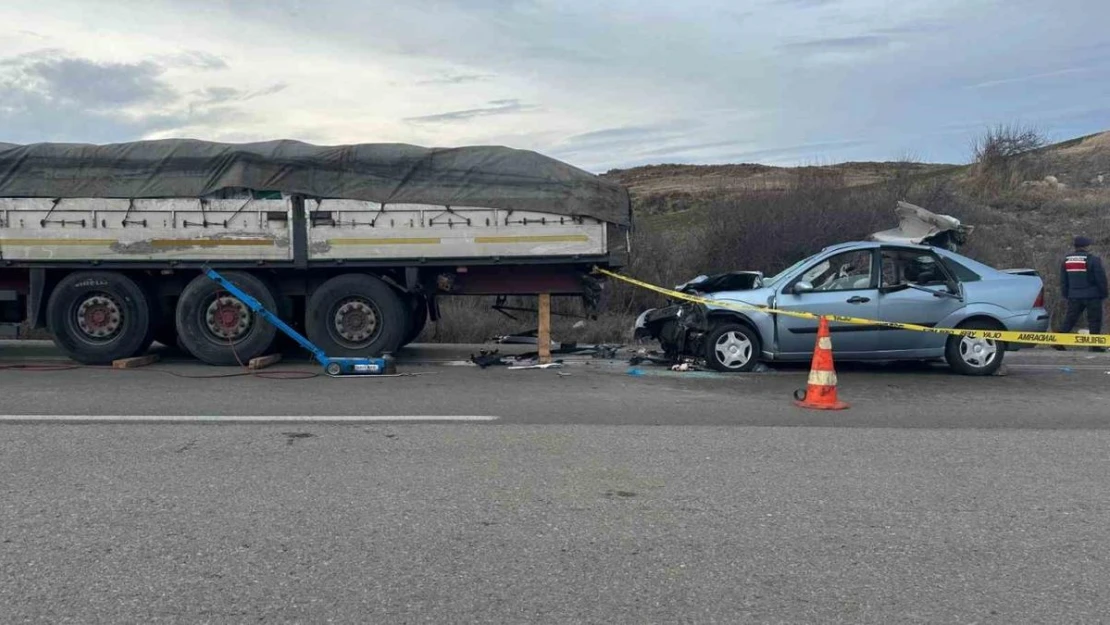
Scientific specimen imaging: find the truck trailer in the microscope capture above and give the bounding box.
[0,139,632,366]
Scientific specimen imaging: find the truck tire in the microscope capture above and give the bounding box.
[175,271,278,366]
[400,294,429,348]
[46,271,153,365]
[306,273,407,357]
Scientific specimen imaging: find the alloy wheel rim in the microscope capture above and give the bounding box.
[715,331,753,368]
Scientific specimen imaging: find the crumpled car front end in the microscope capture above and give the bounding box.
[633,270,768,360]
[633,302,713,359]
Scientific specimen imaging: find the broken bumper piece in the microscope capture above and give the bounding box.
[632,303,710,349]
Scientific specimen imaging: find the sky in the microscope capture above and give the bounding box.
[1,0,1108,173]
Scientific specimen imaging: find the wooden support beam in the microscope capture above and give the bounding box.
[248,354,283,370]
[112,354,160,369]
[538,293,552,365]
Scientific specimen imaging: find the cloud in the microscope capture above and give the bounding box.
[772,0,842,7]
[967,68,1090,89]
[162,50,229,71]
[0,50,268,144]
[246,82,288,98]
[2,52,174,109]
[196,86,240,103]
[781,35,892,51]
[404,99,538,124]
[191,82,288,104]
[415,73,493,85]
[560,125,678,147]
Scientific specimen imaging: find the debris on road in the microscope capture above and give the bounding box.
[629,350,674,367]
[513,342,621,361]
[470,350,511,369]
[508,362,564,370]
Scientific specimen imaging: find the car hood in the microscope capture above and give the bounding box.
[674,271,764,294]
[700,286,775,307]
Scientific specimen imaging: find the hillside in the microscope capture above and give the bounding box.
[602,161,958,206]
[600,131,1109,222]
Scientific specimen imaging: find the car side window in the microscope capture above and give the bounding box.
[799,250,874,291]
[881,249,951,287]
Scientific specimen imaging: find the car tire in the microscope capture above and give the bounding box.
[704,322,761,372]
[175,271,278,366]
[306,273,407,357]
[46,271,153,365]
[944,319,1005,376]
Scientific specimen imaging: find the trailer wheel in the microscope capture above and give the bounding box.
[307,273,406,357]
[400,294,429,348]
[46,271,153,365]
[175,271,278,366]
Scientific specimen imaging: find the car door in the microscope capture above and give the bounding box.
[874,246,965,353]
[774,247,882,358]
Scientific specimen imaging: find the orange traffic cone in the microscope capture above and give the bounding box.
[793,316,849,410]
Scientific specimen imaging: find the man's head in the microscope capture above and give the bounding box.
[1075,235,1092,250]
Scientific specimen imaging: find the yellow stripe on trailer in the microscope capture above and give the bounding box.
[593,267,1109,348]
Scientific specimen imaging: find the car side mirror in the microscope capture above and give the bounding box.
[793,281,814,294]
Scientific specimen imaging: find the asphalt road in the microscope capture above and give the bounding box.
[2,342,1110,623]
[1,341,1108,428]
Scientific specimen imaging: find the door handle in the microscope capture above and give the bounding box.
[846,296,871,304]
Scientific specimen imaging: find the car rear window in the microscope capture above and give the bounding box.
[940,257,981,282]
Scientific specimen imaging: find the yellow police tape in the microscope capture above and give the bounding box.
[592,267,1110,348]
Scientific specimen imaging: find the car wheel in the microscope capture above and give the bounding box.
[944,319,1005,376]
[704,322,761,372]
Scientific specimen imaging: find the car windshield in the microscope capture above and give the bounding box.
[761,253,818,287]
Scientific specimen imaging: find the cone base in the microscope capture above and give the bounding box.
[794,399,850,411]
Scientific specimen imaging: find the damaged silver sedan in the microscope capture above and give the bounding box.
[634,206,1050,376]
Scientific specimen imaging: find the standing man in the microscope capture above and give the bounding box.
[1054,235,1108,352]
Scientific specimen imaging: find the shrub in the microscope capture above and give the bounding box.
[970,123,1049,197]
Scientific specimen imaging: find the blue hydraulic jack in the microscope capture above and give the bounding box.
[204,268,395,377]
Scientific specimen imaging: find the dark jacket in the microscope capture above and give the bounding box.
[1061,250,1108,300]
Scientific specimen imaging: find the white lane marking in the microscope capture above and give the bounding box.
[0,415,499,423]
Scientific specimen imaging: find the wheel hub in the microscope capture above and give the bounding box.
[206,296,252,340]
[715,332,752,368]
[76,295,123,340]
[334,299,378,343]
[960,336,996,367]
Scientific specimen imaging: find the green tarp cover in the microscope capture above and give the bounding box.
[0,139,631,227]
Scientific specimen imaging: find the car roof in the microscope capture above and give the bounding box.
[821,240,935,253]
